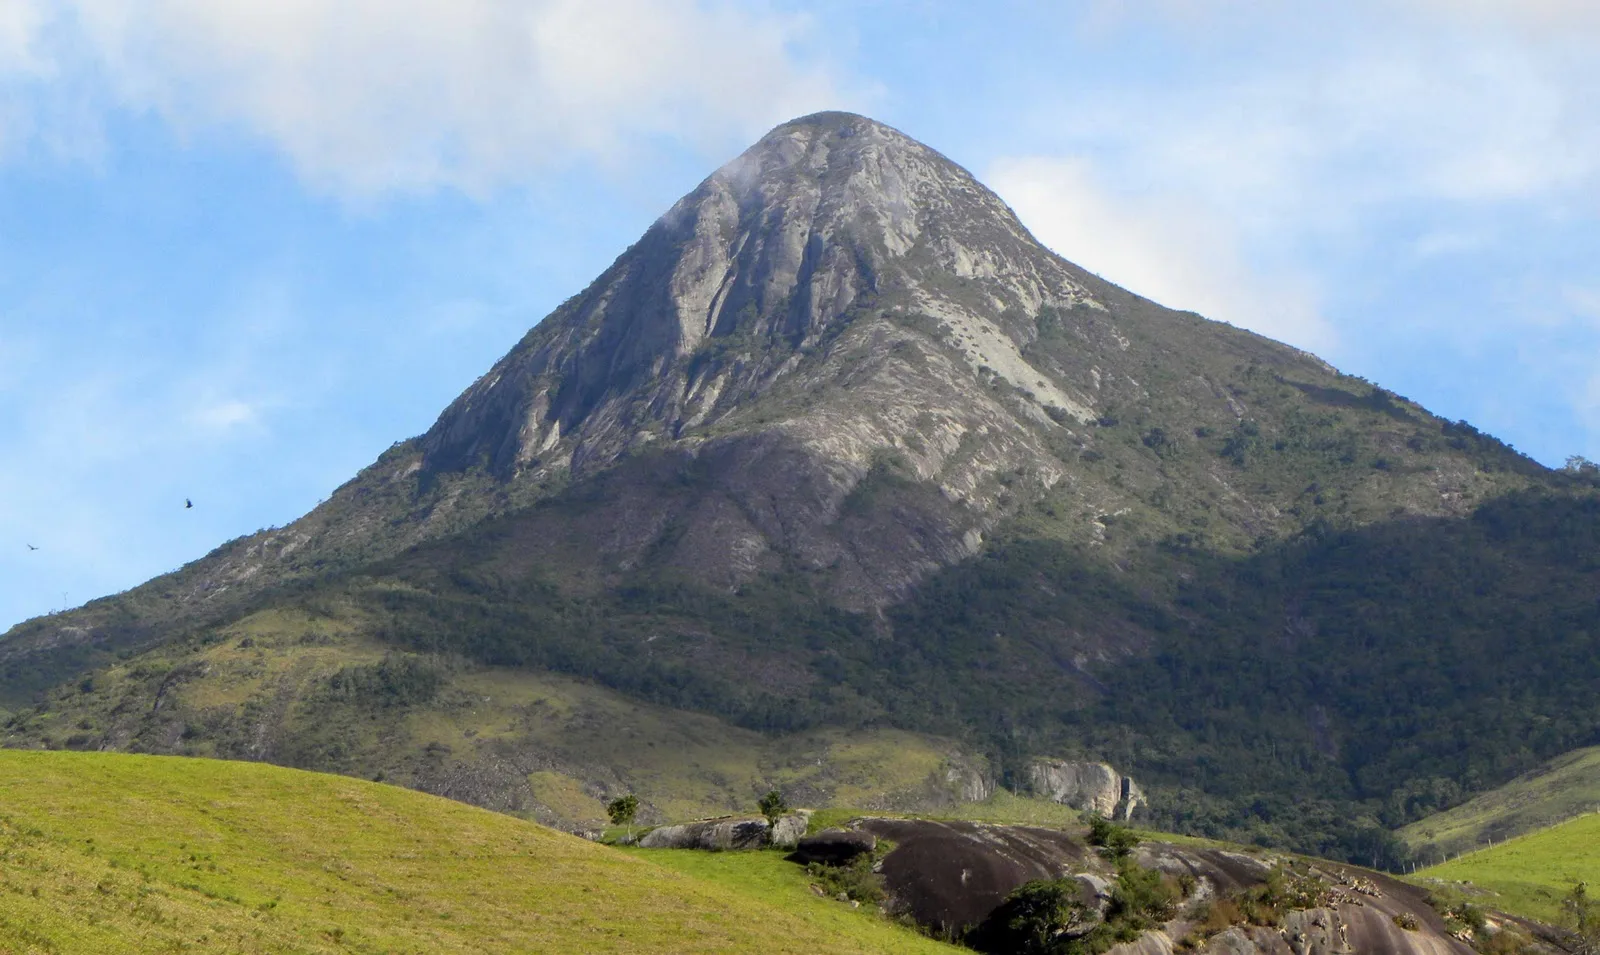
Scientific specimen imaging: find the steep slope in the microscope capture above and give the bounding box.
[1401,746,1600,861]
[2,112,1595,868]
[0,111,1540,685]
[1416,812,1600,926]
[0,749,952,954]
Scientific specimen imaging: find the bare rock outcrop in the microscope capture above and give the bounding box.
[636,811,810,851]
[834,818,1477,955]
[1024,758,1144,820]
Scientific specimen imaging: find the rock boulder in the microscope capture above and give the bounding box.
[637,817,769,850]
[1023,759,1144,820]
[636,811,811,851]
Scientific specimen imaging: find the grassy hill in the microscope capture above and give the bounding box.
[1414,813,1600,925]
[1,604,989,830]
[1400,745,1600,861]
[0,750,954,954]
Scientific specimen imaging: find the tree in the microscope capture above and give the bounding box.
[1563,882,1599,955]
[758,789,787,825]
[968,878,1091,955]
[606,794,639,841]
[1565,455,1600,475]
[1086,814,1140,861]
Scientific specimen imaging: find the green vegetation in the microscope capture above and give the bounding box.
[1177,865,1337,951]
[608,794,640,840]
[968,858,1180,955]
[1086,815,1140,860]
[625,848,953,953]
[760,789,789,825]
[1401,745,1600,860]
[13,484,1600,870]
[0,749,955,954]
[804,853,887,906]
[1,613,980,830]
[1563,882,1599,955]
[1416,813,1600,924]
[5,268,1598,878]
[886,488,1600,867]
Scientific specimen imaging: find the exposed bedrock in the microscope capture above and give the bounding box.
[843,819,1476,955]
[1023,758,1146,820]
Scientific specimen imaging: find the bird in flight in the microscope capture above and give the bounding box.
[185,498,193,509]
[26,544,37,551]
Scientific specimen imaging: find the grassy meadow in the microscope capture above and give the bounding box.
[1414,812,1600,925]
[0,749,956,953]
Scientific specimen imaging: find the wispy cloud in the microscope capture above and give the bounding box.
[989,155,1335,354]
[3,0,861,197]
[989,0,1598,371]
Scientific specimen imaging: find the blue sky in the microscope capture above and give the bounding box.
[2,0,1597,631]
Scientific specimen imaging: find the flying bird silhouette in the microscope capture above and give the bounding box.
[185,498,193,509]
[26,544,37,551]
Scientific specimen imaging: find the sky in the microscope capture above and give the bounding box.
[1,0,1597,631]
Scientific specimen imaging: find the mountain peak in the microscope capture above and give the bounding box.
[417,112,1102,484]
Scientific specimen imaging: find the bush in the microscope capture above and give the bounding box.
[967,878,1092,955]
[1106,861,1179,930]
[758,789,787,825]
[324,654,442,708]
[1086,816,1140,861]
[970,859,1181,955]
[805,854,884,905]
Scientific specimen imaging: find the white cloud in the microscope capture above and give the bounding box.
[997,0,1600,380]
[1401,0,1600,34]
[190,398,261,434]
[989,155,1335,354]
[0,0,47,75]
[8,0,856,196]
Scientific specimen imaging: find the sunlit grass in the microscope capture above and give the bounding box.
[1415,813,1600,924]
[0,750,958,953]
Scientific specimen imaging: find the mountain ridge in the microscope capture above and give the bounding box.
[2,111,1593,869]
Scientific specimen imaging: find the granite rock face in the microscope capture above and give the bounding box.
[635,811,810,851]
[637,817,770,851]
[405,111,1112,610]
[1024,759,1145,820]
[843,818,1479,955]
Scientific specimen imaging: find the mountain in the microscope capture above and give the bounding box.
[3,112,1597,866]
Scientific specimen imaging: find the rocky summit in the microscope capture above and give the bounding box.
[4,112,1597,868]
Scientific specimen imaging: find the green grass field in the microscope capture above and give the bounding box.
[0,750,956,953]
[1414,812,1600,925]
[1401,745,1600,860]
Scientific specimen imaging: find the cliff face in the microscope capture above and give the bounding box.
[1024,759,1145,820]
[420,110,1101,478]
[406,111,1116,609]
